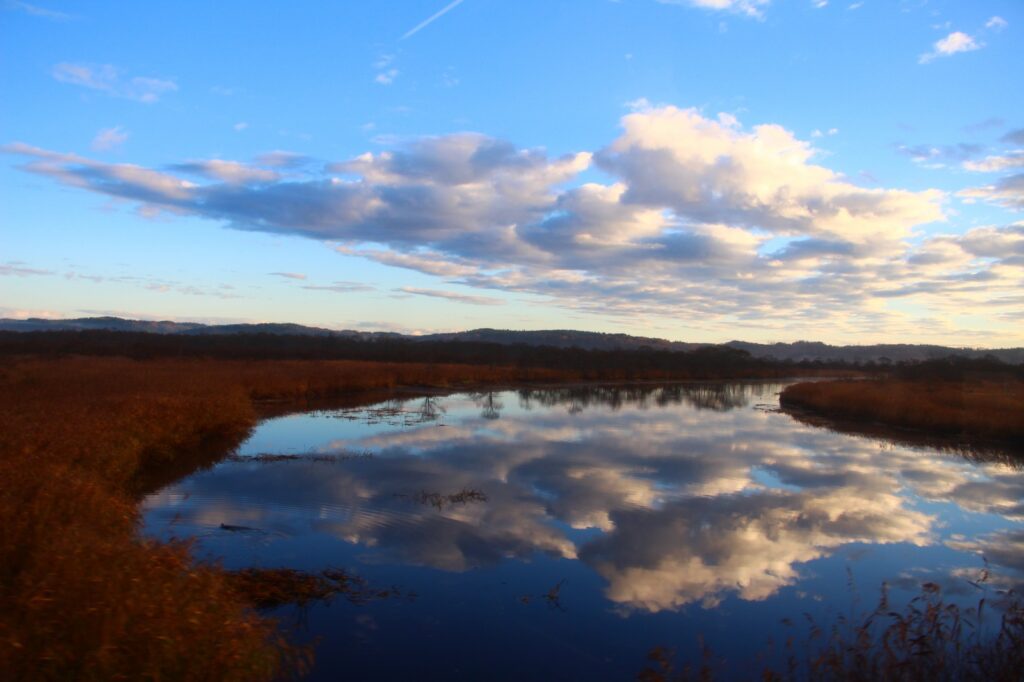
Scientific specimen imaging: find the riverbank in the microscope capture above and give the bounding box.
[779,378,1024,451]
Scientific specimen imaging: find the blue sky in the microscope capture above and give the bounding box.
[2,0,1022,344]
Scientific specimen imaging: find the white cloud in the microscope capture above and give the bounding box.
[919,31,982,64]
[91,126,128,151]
[375,69,399,85]
[657,0,770,19]
[397,287,505,306]
[959,174,1024,210]
[12,108,1024,343]
[963,151,1024,173]
[169,159,279,184]
[985,16,1008,32]
[373,54,399,85]
[52,63,178,102]
[268,272,307,280]
[233,122,249,132]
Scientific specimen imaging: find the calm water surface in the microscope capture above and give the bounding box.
[141,382,1024,680]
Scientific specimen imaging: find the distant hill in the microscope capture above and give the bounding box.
[0,316,207,334]
[1,317,1021,364]
[417,328,704,352]
[724,340,1024,365]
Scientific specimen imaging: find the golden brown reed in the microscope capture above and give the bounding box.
[0,356,571,681]
[779,378,1024,444]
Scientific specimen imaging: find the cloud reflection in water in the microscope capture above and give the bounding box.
[142,383,1024,612]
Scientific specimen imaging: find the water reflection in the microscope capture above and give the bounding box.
[144,383,1024,616]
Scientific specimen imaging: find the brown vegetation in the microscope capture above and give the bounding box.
[780,378,1024,447]
[0,356,572,680]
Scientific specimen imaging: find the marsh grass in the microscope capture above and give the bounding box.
[779,379,1024,448]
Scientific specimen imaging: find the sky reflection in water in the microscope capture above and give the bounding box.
[142,383,1024,680]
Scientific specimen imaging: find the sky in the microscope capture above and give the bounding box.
[1,0,1022,345]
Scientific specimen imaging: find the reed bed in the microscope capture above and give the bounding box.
[779,379,1024,445]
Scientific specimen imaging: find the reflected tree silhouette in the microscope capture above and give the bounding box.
[471,391,504,420]
[417,396,446,422]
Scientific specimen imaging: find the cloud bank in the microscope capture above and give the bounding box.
[6,106,1022,341]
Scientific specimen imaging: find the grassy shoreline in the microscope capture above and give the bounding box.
[779,378,1024,451]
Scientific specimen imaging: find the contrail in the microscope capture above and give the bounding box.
[401,0,465,40]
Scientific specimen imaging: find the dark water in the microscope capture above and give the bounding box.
[141,383,1024,680]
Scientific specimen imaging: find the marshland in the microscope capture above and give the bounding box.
[2,339,1022,680]
[5,2,1024,679]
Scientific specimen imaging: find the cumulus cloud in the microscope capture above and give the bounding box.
[52,62,178,103]
[596,107,941,241]
[919,31,982,64]
[11,106,1024,342]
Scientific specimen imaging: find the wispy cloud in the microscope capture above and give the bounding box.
[268,272,307,280]
[397,287,505,306]
[303,281,376,293]
[401,0,465,40]
[52,63,178,103]
[963,151,1024,173]
[1,261,53,277]
[5,1,73,21]
[91,126,128,152]
[657,0,770,20]
[373,54,399,85]
[985,16,1008,32]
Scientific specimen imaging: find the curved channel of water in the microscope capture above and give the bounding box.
[141,382,1024,680]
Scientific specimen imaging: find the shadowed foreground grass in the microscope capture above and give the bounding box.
[780,379,1024,447]
[0,356,570,681]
